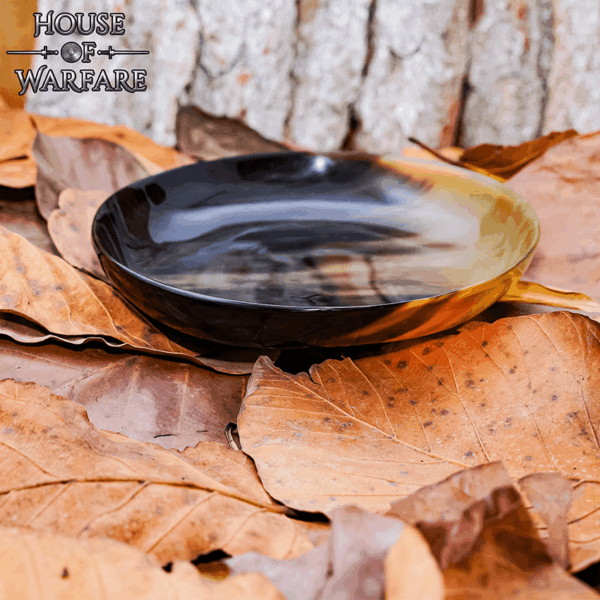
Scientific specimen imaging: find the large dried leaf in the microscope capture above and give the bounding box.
[228,505,443,600]
[0,526,284,600]
[0,338,244,450]
[507,131,600,302]
[0,224,209,358]
[388,462,597,598]
[32,133,149,219]
[459,130,579,180]
[176,106,290,160]
[0,379,313,562]
[238,312,600,571]
[47,189,108,278]
[30,113,187,171]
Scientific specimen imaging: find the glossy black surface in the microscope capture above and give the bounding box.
[92,152,532,347]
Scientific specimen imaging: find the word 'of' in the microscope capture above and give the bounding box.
[15,65,147,95]
[34,11,126,37]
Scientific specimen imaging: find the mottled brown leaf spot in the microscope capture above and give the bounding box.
[481,340,488,347]
[422,347,432,356]
[423,421,433,428]
[504,417,512,428]
[466,379,475,388]
[551,394,558,401]
[509,368,516,374]
[464,451,475,458]
[410,400,417,406]
[397,360,407,369]
[440,409,449,416]
[525,456,533,461]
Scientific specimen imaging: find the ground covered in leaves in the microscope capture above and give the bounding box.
[1,97,600,598]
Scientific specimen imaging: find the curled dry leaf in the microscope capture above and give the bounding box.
[176,105,290,160]
[459,130,579,180]
[0,108,36,188]
[0,380,313,563]
[47,189,108,279]
[0,338,245,450]
[238,311,600,571]
[0,225,210,358]
[32,133,149,219]
[0,527,284,600]
[507,131,600,302]
[518,472,573,570]
[0,110,35,163]
[0,156,37,189]
[0,312,274,377]
[228,505,443,600]
[388,462,597,598]
[30,113,186,171]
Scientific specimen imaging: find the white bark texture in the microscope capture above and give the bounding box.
[460,0,553,147]
[25,0,600,152]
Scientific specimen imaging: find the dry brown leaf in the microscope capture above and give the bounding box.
[0,224,210,358]
[519,472,573,570]
[32,133,149,219]
[0,379,314,562]
[388,462,597,598]
[228,505,443,600]
[0,337,245,450]
[0,156,36,188]
[0,109,35,163]
[176,105,290,160]
[238,311,600,571]
[47,189,108,278]
[0,526,284,600]
[459,130,579,180]
[0,109,37,188]
[0,312,275,376]
[507,131,600,302]
[30,113,187,171]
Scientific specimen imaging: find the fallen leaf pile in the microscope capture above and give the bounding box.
[1,100,600,597]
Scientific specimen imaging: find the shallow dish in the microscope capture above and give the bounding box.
[92,152,540,348]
